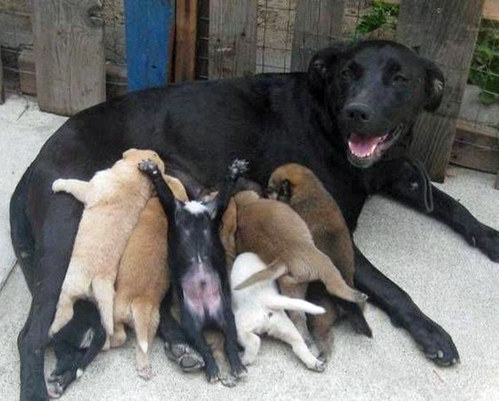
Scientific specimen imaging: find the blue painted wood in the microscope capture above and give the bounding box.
[125,0,175,91]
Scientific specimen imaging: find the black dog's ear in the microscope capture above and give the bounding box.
[422,59,445,112]
[308,42,350,92]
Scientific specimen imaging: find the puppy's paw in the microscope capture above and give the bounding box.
[220,374,237,387]
[138,159,160,176]
[228,159,249,179]
[137,365,154,380]
[354,291,368,304]
[47,369,77,399]
[51,179,66,193]
[165,342,205,372]
[308,358,326,372]
[231,363,248,380]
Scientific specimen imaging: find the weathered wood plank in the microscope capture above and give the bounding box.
[32,0,105,115]
[291,0,345,72]
[208,0,257,79]
[450,126,499,173]
[396,0,485,182]
[175,0,198,82]
[19,48,127,99]
[0,47,4,104]
[124,0,175,91]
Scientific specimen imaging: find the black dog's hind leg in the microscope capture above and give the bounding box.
[181,310,220,383]
[221,304,247,379]
[47,301,106,398]
[158,293,204,372]
[385,162,498,262]
[353,245,459,366]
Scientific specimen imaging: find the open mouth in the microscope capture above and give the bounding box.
[347,124,404,166]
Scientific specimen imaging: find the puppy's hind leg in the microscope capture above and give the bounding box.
[221,307,247,379]
[269,312,326,372]
[91,278,115,347]
[278,281,317,354]
[52,179,90,204]
[238,330,261,366]
[131,301,157,380]
[50,291,78,336]
[318,261,368,304]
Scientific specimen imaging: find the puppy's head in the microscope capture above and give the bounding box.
[122,148,166,173]
[267,163,315,203]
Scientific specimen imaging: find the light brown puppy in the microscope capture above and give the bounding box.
[110,174,188,379]
[49,149,165,347]
[268,163,372,358]
[225,190,367,347]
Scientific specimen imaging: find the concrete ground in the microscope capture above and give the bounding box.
[0,94,498,401]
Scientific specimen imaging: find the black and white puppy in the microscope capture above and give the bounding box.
[138,159,248,383]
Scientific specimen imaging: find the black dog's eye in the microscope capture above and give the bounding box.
[393,74,409,84]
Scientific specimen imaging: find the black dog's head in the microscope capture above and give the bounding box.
[308,40,444,168]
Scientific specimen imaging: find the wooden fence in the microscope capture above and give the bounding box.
[0,0,497,182]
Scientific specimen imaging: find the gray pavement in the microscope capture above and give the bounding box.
[0,94,498,401]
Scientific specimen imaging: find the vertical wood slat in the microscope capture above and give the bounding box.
[125,0,175,91]
[32,0,105,116]
[0,47,4,104]
[396,0,485,182]
[208,0,257,80]
[175,0,198,82]
[291,0,345,72]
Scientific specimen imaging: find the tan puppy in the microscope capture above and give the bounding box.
[110,174,188,379]
[268,163,372,358]
[49,149,165,347]
[225,190,367,347]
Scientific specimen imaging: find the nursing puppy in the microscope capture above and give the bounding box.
[268,163,372,358]
[232,252,327,371]
[49,149,165,345]
[228,190,367,347]
[138,159,247,383]
[110,174,188,379]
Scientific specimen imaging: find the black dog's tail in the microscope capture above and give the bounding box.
[9,165,36,293]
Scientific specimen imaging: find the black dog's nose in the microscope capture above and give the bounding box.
[344,103,372,123]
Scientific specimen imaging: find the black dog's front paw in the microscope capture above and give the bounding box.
[47,369,77,399]
[228,159,249,179]
[409,315,460,367]
[469,222,499,262]
[138,159,160,177]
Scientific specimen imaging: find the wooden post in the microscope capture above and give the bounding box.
[175,0,198,82]
[0,47,4,104]
[32,0,106,115]
[125,0,175,91]
[208,0,257,80]
[291,0,345,72]
[396,0,485,182]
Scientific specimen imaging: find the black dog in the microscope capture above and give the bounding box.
[10,40,498,400]
[138,158,247,382]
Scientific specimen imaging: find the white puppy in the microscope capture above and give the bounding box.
[231,252,326,372]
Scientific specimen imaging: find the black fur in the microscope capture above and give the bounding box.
[138,158,247,382]
[10,40,498,400]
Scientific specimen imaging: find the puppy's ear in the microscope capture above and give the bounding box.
[122,148,138,158]
[422,58,445,112]
[308,42,349,93]
[277,179,292,202]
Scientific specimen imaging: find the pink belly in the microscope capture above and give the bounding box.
[182,267,222,320]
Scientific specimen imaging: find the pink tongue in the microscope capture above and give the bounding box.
[348,134,383,157]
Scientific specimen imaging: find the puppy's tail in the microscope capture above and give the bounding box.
[266,295,325,315]
[233,262,287,290]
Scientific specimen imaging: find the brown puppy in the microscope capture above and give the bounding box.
[110,174,188,379]
[225,190,367,348]
[268,163,372,358]
[49,149,165,346]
